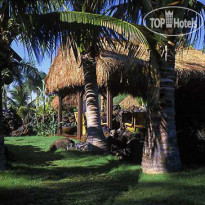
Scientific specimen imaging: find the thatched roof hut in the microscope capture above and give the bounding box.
[45,44,148,97]
[45,46,205,97]
[120,95,144,109]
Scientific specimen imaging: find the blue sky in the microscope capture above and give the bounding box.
[11,1,205,75]
[11,41,52,74]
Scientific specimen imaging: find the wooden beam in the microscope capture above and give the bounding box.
[58,94,63,135]
[77,91,83,139]
[107,88,113,129]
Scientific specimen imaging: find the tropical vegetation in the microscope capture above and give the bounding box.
[0,0,204,177]
[0,0,154,170]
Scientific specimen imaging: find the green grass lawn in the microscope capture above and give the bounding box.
[0,136,205,205]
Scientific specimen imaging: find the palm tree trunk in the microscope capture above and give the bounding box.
[2,85,8,111]
[0,69,6,170]
[82,53,107,152]
[142,44,181,174]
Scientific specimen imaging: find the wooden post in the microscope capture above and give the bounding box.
[107,88,113,129]
[77,91,83,139]
[101,95,105,112]
[107,89,109,128]
[110,91,113,129]
[58,94,63,135]
[133,112,136,132]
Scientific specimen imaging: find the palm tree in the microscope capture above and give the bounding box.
[0,0,156,169]
[81,46,107,152]
[62,1,155,152]
[66,1,111,152]
[108,0,205,173]
[23,66,46,101]
[2,60,45,107]
[7,85,30,110]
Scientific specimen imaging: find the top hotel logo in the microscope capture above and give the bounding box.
[143,6,204,36]
[165,11,173,28]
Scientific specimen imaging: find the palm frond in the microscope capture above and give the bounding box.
[18,10,152,60]
[15,60,41,80]
[61,11,150,45]
[8,85,30,108]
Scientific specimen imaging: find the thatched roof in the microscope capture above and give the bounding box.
[45,44,148,96]
[46,46,205,96]
[175,49,205,85]
[120,95,144,109]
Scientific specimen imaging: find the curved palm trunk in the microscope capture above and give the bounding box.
[0,69,6,170]
[82,54,107,152]
[142,44,181,174]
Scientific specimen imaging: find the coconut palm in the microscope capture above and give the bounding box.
[61,1,157,152]
[7,85,30,109]
[66,1,113,152]
[23,66,46,101]
[2,59,45,112]
[108,0,205,173]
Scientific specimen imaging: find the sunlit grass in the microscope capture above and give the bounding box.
[0,136,205,205]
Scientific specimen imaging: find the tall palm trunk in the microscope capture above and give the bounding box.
[2,85,8,111]
[142,43,181,174]
[82,53,107,152]
[0,69,6,170]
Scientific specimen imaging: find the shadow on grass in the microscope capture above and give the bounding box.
[0,171,140,205]
[1,143,141,205]
[6,144,64,166]
[4,143,205,205]
[1,176,205,205]
[113,182,205,205]
[11,152,136,182]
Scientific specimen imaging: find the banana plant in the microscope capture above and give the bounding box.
[33,80,57,136]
